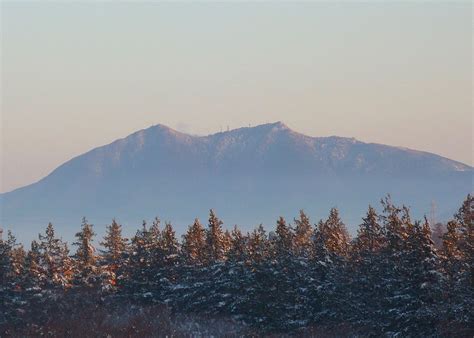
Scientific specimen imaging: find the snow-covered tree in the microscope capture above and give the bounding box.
[38,223,70,288]
[100,219,128,289]
[182,218,207,265]
[73,217,99,287]
[205,210,226,264]
[274,217,293,258]
[293,210,312,258]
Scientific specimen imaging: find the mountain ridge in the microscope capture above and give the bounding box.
[1,122,472,244]
[7,121,470,195]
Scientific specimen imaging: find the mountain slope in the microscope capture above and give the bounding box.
[1,122,472,243]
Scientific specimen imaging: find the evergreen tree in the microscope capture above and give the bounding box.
[160,222,179,266]
[353,206,385,260]
[100,219,128,289]
[377,197,410,334]
[248,225,268,263]
[293,210,312,257]
[455,194,473,287]
[323,208,351,257]
[3,201,474,336]
[440,195,474,333]
[205,209,226,263]
[73,217,98,287]
[227,225,247,263]
[398,218,441,335]
[0,231,26,327]
[39,223,68,288]
[127,220,156,297]
[23,240,44,290]
[273,217,293,259]
[181,219,206,265]
[347,206,386,332]
[441,220,463,281]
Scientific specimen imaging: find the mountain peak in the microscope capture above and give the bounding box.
[1,120,472,245]
[270,121,289,128]
[235,121,291,134]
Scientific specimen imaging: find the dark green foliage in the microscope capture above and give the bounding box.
[1,196,473,336]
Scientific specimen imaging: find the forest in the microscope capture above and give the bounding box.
[1,195,472,337]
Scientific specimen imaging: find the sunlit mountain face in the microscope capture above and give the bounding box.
[1,122,472,243]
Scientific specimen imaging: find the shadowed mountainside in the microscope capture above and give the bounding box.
[1,122,472,243]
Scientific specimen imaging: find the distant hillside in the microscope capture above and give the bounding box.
[1,122,472,243]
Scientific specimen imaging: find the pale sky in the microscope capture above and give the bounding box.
[1,2,472,193]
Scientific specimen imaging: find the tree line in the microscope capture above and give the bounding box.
[1,195,472,336]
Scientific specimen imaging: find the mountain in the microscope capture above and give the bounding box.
[1,122,472,243]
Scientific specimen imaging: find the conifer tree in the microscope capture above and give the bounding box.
[23,240,43,289]
[455,194,473,287]
[101,219,127,265]
[0,230,20,326]
[73,217,98,286]
[353,206,385,260]
[442,195,474,331]
[205,209,226,263]
[150,217,162,248]
[274,217,293,259]
[441,220,462,280]
[227,225,247,263]
[126,219,164,299]
[36,223,73,289]
[223,229,232,257]
[346,207,386,331]
[293,210,312,257]
[181,219,206,265]
[160,222,179,266]
[399,218,441,335]
[9,241,25,286]
[0,228,11,287]
[248,225,268,263]
[324,208,351,257]
[100,219,128,288]
[377,197,411,334]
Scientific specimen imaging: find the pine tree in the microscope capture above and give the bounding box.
[347,206,386,331]
[399,217,442,335]
[182,219,206,265]
[160,222,179,266]
[441,220,462,280]
[9,241,25,286]
[324,208,351,257]
[205,209,226,263]
[307,219,334,323]
[377,197,411,334]
[100,219,128,289]
[0,233,26,327]
[73,217,98,287]
[227,225,247,263]
[293,210,313,258]
[223,229,232,257]
[353,206,385,260]
[274,217,293,259]
[455,194,473,287]
[441,195,474,333]
[23,240,44,289]
[0,228,11,287]
[39,223,67,288]
[380,196,409,253]
[248,224,268,263]
[126,220,162,300]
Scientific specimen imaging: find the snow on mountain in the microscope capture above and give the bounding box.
[1,122,472,243]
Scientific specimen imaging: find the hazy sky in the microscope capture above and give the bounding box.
[1,2,472,193]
